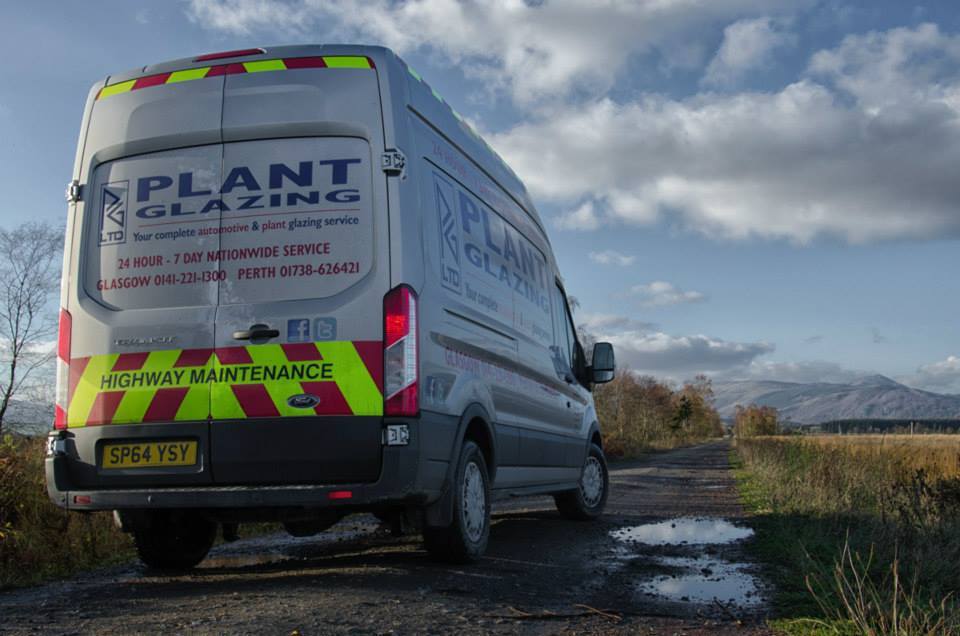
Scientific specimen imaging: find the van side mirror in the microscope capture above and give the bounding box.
[589,342,615,384]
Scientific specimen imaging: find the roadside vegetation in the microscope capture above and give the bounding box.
[593,370,724,458]
[734,434,960,634]
[0,434,133,588]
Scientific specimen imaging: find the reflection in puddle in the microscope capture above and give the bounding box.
[638,557,761,606]
[611,517,753,546]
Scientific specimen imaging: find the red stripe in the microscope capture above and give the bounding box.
[206,63,247,76]
[300,381,351,415]
[143,387,191,422]
[352,340,383,390]
[283,56,326,69]
[215,346,253,365]
[174,348,214,367]
[366,56,376,69]
[133,72,171,90]
[231,384,279,417]
[86,391,125,426]
[112,352,150,372]
[54,405,66,430]
[68,356,90,402]
[281,343,323,361]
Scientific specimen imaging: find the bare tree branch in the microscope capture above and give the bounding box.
[0,222,63,433]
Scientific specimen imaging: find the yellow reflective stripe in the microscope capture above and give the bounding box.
[98,80,136,99]
[166,67,210,83]
[318,342,382,416]
[176,384,210,420]
[211,381,246,419]
[323,56,371,69]
[244,59,286,73]
[246,344,310,416]
[68,354,120,427]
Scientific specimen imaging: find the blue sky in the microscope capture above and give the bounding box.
[1,0,958,392]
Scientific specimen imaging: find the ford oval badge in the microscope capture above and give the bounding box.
[287,393,320,409]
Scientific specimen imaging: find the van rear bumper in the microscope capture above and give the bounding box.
[46,412,459,513]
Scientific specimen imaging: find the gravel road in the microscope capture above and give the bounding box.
[0,440,771,635]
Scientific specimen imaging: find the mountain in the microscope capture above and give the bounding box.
[713,375,960,425]
[1,400,54,437]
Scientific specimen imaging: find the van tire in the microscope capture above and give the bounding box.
[133,511,217,571]
[555,443,609,521]
[423,441,490,563]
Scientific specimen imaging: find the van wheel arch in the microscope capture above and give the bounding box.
[422,404,496,528]
[589,426,602,450]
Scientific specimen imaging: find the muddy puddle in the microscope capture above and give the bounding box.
[637,557,761,606]
[612,517,753,546]
[610,517,762,609]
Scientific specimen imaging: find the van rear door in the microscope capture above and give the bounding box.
[208,62,388,485]
[78,146,222,428]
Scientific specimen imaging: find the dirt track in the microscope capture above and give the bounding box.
[0,440,771,635]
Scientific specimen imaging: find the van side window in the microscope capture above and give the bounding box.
[552,283,583,379]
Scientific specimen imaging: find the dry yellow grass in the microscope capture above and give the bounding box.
[735,434,960,633]
[799,434,960,478]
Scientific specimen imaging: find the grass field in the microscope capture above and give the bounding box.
[735,435,960,635]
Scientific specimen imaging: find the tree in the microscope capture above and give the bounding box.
[733,404,780,438]
[0,222,63,433]
[672,395,693,432]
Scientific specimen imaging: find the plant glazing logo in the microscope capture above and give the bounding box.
[99,181,128,246]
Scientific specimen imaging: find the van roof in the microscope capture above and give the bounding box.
[98,44,549,243]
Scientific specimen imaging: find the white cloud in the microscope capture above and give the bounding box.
[609,332,774,377]
[577,312,657,334]
[588,250,635,266]
[492,24,960,243]
[905,355,960,394]
[704,17,795,86]
[579,313,772,379]
[555,200,600,231]
[184,0,811,104]
[808,23,960,110]
[626,281,705,308]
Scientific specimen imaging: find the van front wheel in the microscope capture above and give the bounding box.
[555,443,609,520]
[133,511,217,571]
[423,440,490,562]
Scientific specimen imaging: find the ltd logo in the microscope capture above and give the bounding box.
[99,181,128,246]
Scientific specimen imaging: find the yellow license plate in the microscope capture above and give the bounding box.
[102,441,198,469]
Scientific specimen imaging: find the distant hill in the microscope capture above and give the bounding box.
[1,400,54,437]
[713,375,960,425]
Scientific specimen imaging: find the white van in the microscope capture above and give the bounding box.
[47,45,615,568]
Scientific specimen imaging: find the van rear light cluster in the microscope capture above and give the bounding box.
[383,286,418,417]
[54,308,71,430]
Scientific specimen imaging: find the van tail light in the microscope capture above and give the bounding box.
[54,309,71,430]
[383,285,418,417]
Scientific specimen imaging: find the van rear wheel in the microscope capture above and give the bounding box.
[133,511,217,571]
[555,443,609,520]
[423,440,490,563]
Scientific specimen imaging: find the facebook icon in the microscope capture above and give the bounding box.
[287,318,311,343]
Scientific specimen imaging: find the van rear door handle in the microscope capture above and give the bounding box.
[232,324,279,341]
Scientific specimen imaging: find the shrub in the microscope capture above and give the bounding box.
[0,435,132,588]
